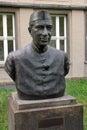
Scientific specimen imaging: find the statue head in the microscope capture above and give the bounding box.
[28,10,52,51]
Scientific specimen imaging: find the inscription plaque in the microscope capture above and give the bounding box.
[38,117,64,128]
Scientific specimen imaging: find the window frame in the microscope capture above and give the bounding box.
[0,13,15,64]
[51,14,67,52]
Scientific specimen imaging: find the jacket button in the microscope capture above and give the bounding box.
[43,65,49,70]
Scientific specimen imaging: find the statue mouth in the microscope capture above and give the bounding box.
[40,38,48,42]
[41,40,48,42]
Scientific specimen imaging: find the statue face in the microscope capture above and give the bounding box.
[30,19,52,49]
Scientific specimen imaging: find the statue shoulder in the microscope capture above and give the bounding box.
[48,46,66,57]
[9,44,31,59]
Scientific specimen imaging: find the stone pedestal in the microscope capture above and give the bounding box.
[8,92,83,130]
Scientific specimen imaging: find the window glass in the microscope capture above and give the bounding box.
[0,41,4,61]
[7,15,13,36]
[51,16,56,36]
[60,40,64,51]
[8,40,13,53]
[0,15,3,36]
[59,16,64,36]
[50,40,56,48]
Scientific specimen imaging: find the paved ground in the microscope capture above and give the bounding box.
[0,85,15,89]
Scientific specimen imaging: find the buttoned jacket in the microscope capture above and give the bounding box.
[5,43,69,97]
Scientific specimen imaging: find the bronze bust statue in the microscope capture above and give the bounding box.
[5,10,69,100]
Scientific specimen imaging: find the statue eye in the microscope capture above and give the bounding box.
[36,25,43,30]
[47,26,52,30]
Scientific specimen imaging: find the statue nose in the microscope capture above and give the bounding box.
[43,27,48,36]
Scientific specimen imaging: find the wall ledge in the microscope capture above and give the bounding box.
[0,2,87,10]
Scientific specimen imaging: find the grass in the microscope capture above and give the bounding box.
[0,88,16,130]
[66,79,87,130]
[0,79,87,130]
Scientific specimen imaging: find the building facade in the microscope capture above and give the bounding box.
[0,0,87,84]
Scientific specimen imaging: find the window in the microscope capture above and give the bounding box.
[51,15,67,52]
[0,13,15,64]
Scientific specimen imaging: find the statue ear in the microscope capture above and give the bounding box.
[28,27,32,35]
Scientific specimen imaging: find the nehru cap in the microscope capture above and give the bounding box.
[29,10,52,27]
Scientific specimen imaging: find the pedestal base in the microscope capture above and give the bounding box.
[8,92,83,130]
